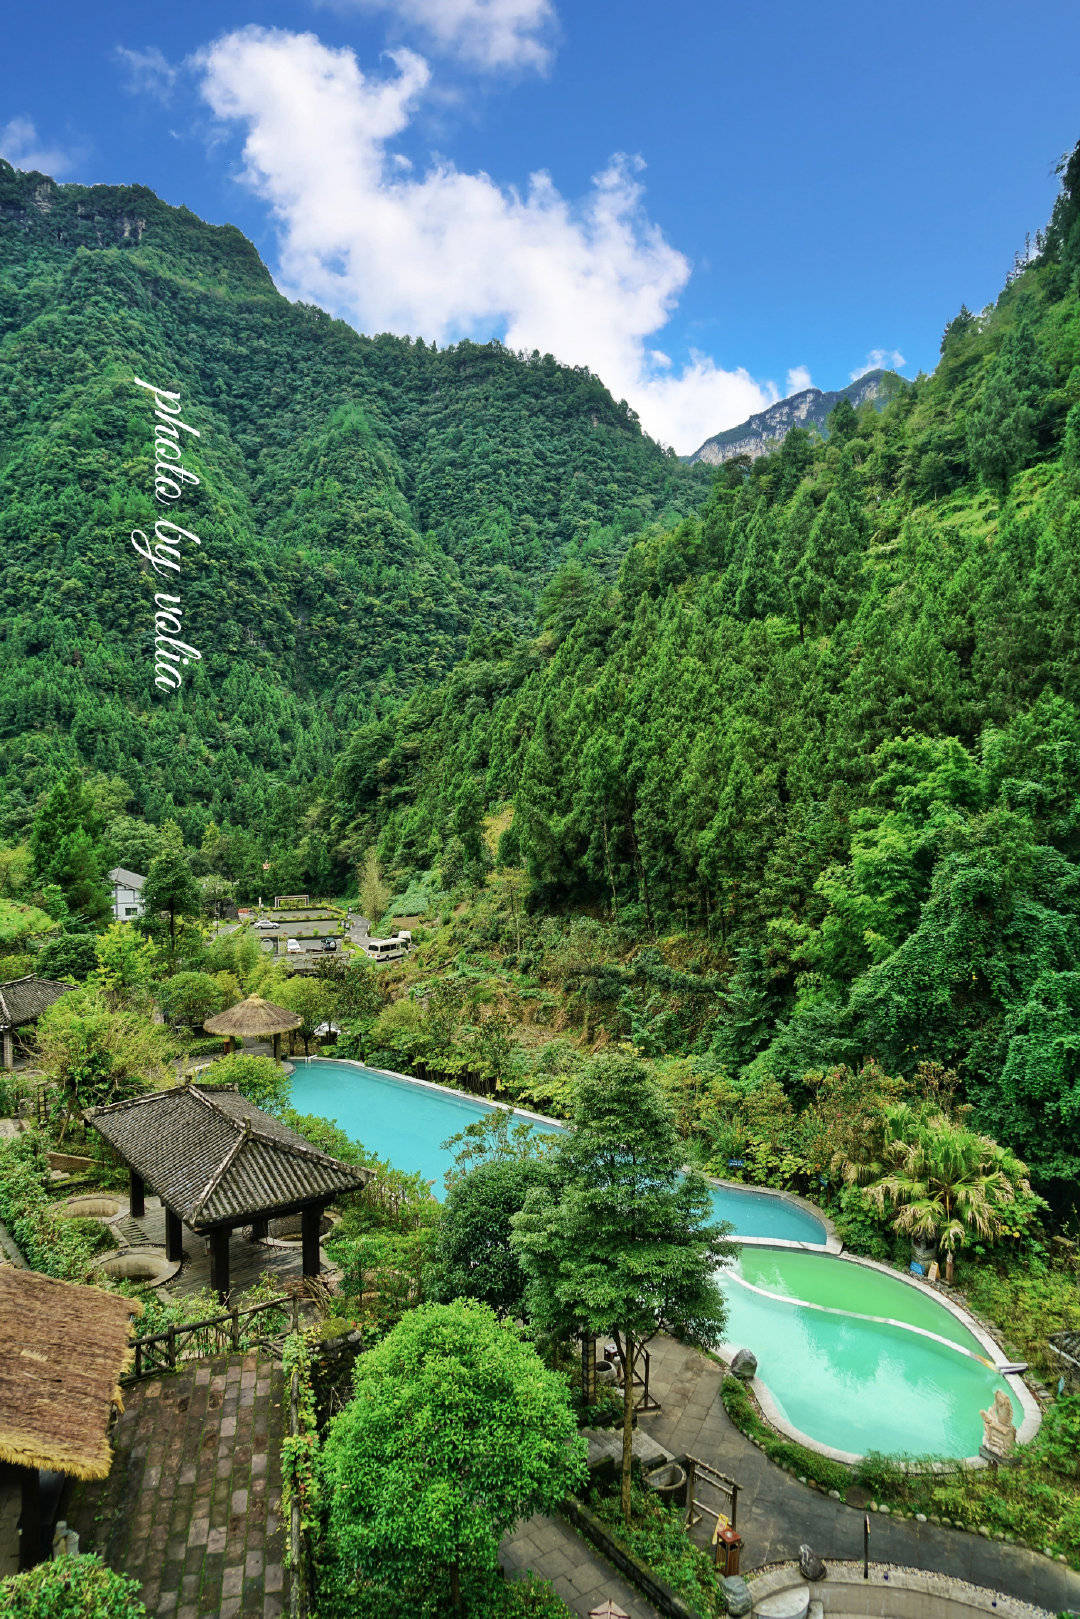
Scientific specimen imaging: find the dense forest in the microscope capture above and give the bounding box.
[0,160,708,862]
[332,141,1080,1206]
[2,142,1080,1211]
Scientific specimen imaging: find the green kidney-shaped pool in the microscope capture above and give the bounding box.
[723,1248,1021,1458]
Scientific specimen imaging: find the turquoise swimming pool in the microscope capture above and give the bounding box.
[288,1058,1023,1458]
[725,1248,1021,1458]
[287,1059,826,1242]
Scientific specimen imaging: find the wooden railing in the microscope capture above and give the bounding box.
[125,1294,301,1382]
[685,1455,740,1567]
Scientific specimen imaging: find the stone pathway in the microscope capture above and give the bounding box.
[638,1336,1080,1615]
[501,1513,664,1618]
[67,1353,286,1619]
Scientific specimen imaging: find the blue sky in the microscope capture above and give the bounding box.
[2,0,1078,450]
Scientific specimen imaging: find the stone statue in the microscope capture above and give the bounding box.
[980,1389,1017,1457]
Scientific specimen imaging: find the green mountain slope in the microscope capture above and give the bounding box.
[335,142,1080,1196]
[0,162,709,844]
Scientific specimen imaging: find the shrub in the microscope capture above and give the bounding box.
[591,1488,726,1617]
[0,1132,100,1279]
[201,1053,291,1114]
[0,1554,147,1617]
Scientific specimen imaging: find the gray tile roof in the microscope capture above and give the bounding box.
[107,867,146,889]
[0,975,75,1031]
[87,1084,372,1228]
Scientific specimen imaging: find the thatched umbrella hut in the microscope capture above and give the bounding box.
[203,994,301,1060]
[0,1268,139,1567]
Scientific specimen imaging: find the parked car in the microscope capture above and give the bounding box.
[253,918,278,930]
[286,937,302,954]
[322,936,338,952]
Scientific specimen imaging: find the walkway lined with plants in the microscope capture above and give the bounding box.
[501,1514,664,1618]
[638,1335,1080,1615]
[68,1352,286,1619]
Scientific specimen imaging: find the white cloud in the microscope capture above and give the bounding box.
[851,347,905,380]
[0,117,75,178]
[196,27,779,451]
[326,0,556,73]
[785,365,812,395]
[115,46,181,98]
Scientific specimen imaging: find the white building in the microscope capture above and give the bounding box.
[108,867,146,922]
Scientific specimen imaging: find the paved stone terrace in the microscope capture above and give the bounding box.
[501,1513,664,1618]
[638,1335,1080,1615]
[67,1353,286,1619]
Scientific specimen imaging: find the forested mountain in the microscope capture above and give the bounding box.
[687,368,906,465]
[335,142,1080,1199]
[0,162,709,856]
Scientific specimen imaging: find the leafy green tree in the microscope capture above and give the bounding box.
[199,873,237,920]
[36,931,99,982]
[427,1140,549,1318]
[142,837,200,956]
[92,921,160,995]
[28,771,102,889]
[160,970,225,1030]
[316,952,380,1022]
[359,848,390,927]
[989,970,1080,1188]
[321,1300,585,1616]
[35,986,176,1121]
[966,317,1049,495]
[512,1053,732,1521]
[276,975,332,1055]
[203,1052,291,1114]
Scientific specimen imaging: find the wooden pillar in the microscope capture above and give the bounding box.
[272,1032,280,1062]
[301,1204,322,1279]
[129,1169,145,1220]
[250,1217,268,1242]
[209,1227,231,1299]
[1,1028,13,1069]
[18,1465,42,1570]
[164,1206,184,1263]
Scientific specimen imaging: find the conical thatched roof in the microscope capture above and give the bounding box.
[0,1268,139,1479]
[203,994,302,1039]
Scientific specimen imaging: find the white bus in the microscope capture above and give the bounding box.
[363,934,412,962]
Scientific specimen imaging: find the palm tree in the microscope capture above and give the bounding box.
[836,1103,1034,1271]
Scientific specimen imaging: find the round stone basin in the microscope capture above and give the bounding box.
[644,1461,687,1507]
[267,1210,340,1242]
[93,1248,179,1287]
[60,1194,124,1221]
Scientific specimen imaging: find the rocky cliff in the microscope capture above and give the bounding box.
[686,368,906,465]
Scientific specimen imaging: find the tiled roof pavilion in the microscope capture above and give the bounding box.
[0,975,74,1066]
[87,1084,372,1297]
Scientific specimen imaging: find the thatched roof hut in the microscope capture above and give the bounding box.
[203,994,301,1057]
[0,1268,138,1480]
[0,1268,139,1568]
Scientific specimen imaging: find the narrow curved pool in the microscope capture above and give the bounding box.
[288,1059,1021,1458]
[286,1059,824,1240]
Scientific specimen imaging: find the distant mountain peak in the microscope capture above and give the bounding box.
[685,369,907,465]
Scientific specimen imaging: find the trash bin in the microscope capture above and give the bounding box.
[715,1524,742,1576]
